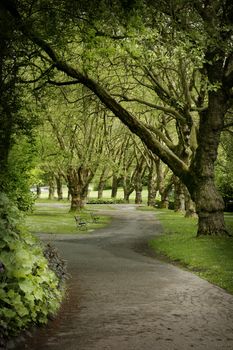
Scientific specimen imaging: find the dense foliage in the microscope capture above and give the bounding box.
[0,194,65,343]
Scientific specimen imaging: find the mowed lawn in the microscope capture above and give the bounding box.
[149,209,233,294]
[26,203,110,234]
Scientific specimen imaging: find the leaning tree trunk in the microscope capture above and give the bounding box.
[189,91,229,236]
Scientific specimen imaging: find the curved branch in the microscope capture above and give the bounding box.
[3,0,190,183]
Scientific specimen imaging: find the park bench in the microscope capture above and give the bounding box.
[74,216,87,230]
[90,212,100,223]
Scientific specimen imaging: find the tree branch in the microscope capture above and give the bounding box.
[3,0,190,183]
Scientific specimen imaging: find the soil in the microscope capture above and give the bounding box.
[12,204,233,350]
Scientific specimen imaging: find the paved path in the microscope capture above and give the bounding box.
[15,205,233,350]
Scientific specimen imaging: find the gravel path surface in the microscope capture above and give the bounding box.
[15,205,233,350]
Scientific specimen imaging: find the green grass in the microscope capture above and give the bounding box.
[26,203,110,234]
[149,209,233,294]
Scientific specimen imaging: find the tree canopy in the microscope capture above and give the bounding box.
[1,0,233,235]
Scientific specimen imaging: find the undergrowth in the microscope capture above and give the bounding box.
[0,194,66,346]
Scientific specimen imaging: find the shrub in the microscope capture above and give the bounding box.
[0,193,64,342]
[44,243,68,289]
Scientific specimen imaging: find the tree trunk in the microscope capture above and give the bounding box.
[124,191,130,203]
[134,178,143,204]
[189,91,229,236]
[160,192,169,209]
[147,159,157,207]
[174,177,185,213]
[111,175,119,198]
[36,185,41,198]
[97,181,105,199]
[67,166,93,211]
[123,175,134,204]
[67,187,71,201]
[56,175,63,200]
[98,167,110,199]
[70,189,86,211]
[184,187,197,218]
[48,179,55,200]
[135,190,142,204]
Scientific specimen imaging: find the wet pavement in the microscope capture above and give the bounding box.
[14,205,233,350]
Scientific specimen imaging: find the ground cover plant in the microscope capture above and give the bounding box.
[0,195,65,345]
[26,202,111,234]
[149,209,233,294]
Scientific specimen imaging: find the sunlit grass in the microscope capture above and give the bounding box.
[150,209,233,294]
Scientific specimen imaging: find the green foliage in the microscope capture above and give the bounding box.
[44,243,68,289]
[150,210,233,294]
[0,194,63,340]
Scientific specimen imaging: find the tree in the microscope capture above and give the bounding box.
[3,0,233,236]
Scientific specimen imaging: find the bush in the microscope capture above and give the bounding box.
[0,194,64,342]
[44,243,68,289]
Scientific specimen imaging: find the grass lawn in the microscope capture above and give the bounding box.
[149,209,233,294]
[26,203,111,234]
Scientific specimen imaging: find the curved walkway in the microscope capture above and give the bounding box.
[15,205,233,350]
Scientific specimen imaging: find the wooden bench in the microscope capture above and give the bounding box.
[74,216,87,230]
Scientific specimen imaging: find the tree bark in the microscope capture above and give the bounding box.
[147,163,157,207]
[174,177,185,213]
[67,166,94,211]
[189,91,229,236]
[97,168,109,199]
[55,175,63,200]
[184,187,197,218]
[111,175,118,198]
[48,179,55,200]
[36,185,41,198]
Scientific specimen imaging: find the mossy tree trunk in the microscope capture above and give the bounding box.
[189,91,229,236]
[67,166,94,211]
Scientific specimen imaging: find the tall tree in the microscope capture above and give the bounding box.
[3,0,233,235]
